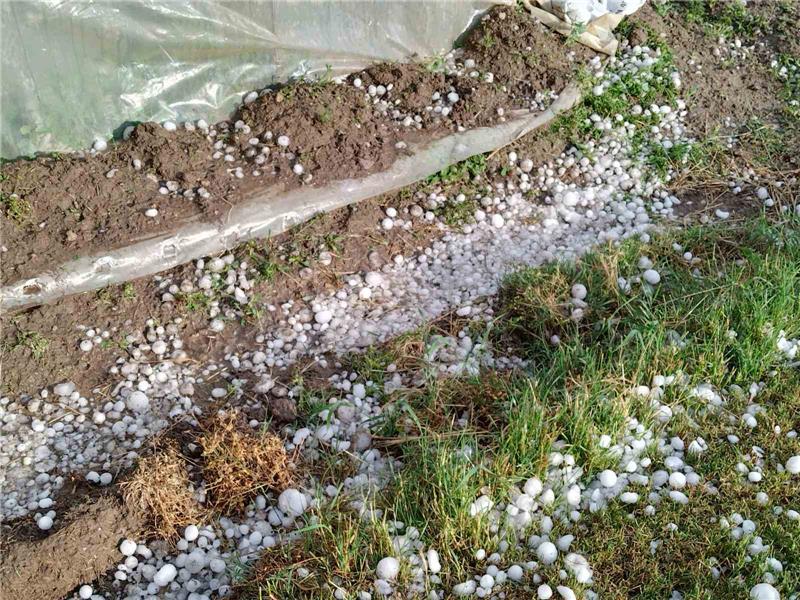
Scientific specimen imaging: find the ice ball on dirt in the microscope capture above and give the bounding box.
[537,584,553,599]
[119,539,137,556]
[92,138,107,152]
[154,564,177,587]
[37,515,53,530]
[53,381,76,396]
[750,583,780,600]
[126,391,150,413]
[278,488,308,517]
[376,556,400,580]
[78,585,93,599]
[184,524,199,542]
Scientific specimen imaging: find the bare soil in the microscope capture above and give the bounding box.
[0,496,142,600]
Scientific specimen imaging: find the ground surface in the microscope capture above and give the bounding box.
[1,2,799,600]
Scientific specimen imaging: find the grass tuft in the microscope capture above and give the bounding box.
[201,412,294,513]
[121,445,208,540]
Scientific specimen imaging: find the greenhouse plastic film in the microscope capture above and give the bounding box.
[0,84,582,311]
[0,0,499,159]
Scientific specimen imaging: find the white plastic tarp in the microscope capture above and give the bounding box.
[0,0,497,159]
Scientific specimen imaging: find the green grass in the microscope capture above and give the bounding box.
[552,43,678,148]
[773,54,800,122]
[670,0,767,40]
[7,330,50,359]
[1,192,31,223]
[241,215,799,598]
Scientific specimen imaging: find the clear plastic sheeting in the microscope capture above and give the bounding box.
[0,84,582,311]
[0,0,498,159]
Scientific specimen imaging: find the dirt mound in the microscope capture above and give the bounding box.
[0,496,142,600]
[0,5,584,289]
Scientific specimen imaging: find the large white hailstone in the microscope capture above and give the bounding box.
[126,391,150,413]
[314,310,333,325]
[78,585,93,599]
[37,515,53,530]
[507,564,523,581]
[185,549,207,574]
[571,283,587,300]
[491,213,505,228]
[643,269,661,285]
[537,584,553,599]
[53,381,76,396]
[365,271,384,287]
[539,488,555,506]
[427,549,441,574]
[598,470,617,488]
[564,553,592,583]
[524,477,543,497]
[469,495,494,517]
[620,492,639,504]
[453,580,477,596]
[669,472,687,489]
[154,564,177,587]
[119,539,137,556]
[566,484,581,507]
[750,583,780,600]
[556,585,578,600]
[376,557,400,580]
[536,541,558,565]
[184,524,199,542]
[278,488,308,517]
[785,455,800,475]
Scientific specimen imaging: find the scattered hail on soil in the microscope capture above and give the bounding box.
[2,36,798,600]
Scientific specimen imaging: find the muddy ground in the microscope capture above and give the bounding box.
[2,3,800,597]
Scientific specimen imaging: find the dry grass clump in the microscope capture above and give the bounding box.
[121,444,207,539]
[201,412,293,513]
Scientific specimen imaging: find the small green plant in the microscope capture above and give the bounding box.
[180,291,213,313]
[316,105,333,124]
[426,54,446,72]
[479,32,496,50]
[566,21,587,45]
[1,192,31,223]
[426,154,487,187]
[10,330,50,359]
[122,282,136,300]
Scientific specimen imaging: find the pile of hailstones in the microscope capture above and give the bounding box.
[192,46,689,371]
[0,320,202,524]
[71,367,414,600]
